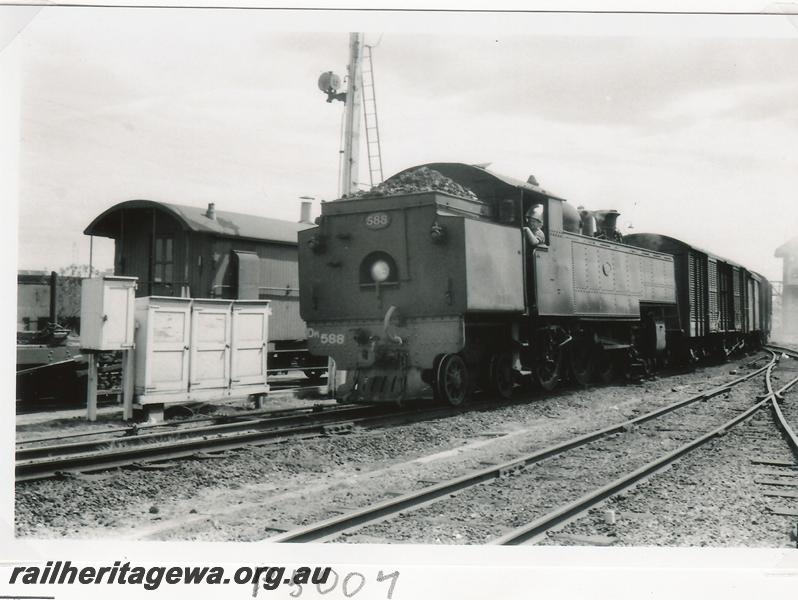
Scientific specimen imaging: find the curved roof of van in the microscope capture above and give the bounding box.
[85,199,313,245]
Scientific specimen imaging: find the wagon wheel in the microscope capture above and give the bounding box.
[534,340,564,392]
[641,357,654,377]
[431,354,444,402]
[488,352,515,401]
[659,348,673,369]
[568,336,594,387]
[688,347,700,364]
[435,354,472,407]
[592,345,615,384]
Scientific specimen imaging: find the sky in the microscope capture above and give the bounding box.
[6,6,798,282]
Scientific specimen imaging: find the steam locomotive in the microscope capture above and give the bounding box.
[297,163,771,406]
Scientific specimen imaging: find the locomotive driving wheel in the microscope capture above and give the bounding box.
[487,352,514,401]
[534,337,564,392]
[435,353,472,407]
[569,335,594,387]
[592,345,615,384]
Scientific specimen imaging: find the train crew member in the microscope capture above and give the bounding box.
[524,205,546,248]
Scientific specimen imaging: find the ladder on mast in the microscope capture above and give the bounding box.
[361,44,384,187]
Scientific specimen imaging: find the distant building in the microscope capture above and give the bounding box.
[17,271,52,331]
[17,271,83,332]
[775,236,798,338]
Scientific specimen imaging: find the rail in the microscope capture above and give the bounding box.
[15,404,385,482]
[16,397,518,483]
[16,404,342,447]
[766,345,798,457]
[267,351,777,543]
[491,360,798,545]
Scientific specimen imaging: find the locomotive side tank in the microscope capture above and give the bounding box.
[299,163,679,405]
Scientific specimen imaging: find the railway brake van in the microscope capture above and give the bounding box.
[84,199,326,377]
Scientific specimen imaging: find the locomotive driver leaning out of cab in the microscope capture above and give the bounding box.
[523,205,546,248]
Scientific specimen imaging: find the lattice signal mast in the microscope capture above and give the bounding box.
[318,33,384,197]
[361,43,384,188]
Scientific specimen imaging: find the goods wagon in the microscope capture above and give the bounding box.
[624,234,771,360]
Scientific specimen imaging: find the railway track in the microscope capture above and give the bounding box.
[17,403,346,451]
[493,371,798,545]
[744,405,798,534]
[766,348,798,459]
[17,348,782,494]
[267,349,787,543]
[15,403,395,482]
[16,388,573,482]
[766,342,798,352]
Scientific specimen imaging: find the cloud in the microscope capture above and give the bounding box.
[14,13,798,281]
[377,35,798,132]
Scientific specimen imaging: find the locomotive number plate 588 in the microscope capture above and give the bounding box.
[307,328,345,344]
[364,212,391,230]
